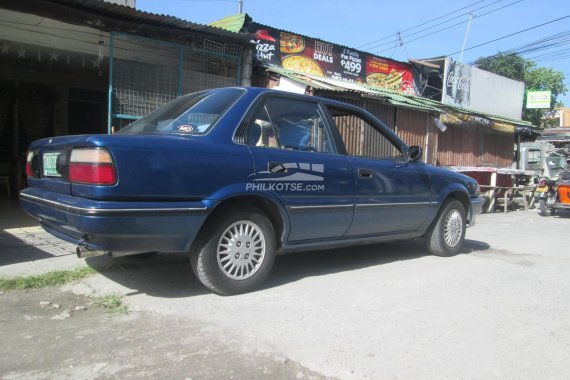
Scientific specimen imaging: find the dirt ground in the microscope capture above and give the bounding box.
[0,287,332,379]
[1,208,570,379]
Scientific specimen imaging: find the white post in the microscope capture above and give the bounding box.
[459,12,474,63]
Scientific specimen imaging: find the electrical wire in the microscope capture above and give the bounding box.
[357,0,495,49]
[446,14,570,56]
[371,0,524,57]
[366,0,511,53]
[472,30,570,64]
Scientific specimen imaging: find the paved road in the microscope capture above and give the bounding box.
[1,208,570,379]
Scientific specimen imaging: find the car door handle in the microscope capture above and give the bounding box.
[268,162,287,173]
[358,168,373,178]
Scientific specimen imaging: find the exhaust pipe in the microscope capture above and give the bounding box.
[76,246,110,259]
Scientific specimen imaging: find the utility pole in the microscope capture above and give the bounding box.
[238,0,243,13]
[459,12,474,63]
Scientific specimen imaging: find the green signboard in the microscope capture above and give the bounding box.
[526,90,551,109]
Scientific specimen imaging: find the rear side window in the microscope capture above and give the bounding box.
[117,88,245,135]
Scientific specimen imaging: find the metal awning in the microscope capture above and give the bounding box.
[267,67,441,113]
[267,66,540,134]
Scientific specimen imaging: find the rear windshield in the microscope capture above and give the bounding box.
[117,88,245,135]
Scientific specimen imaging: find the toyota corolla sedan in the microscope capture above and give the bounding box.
[20,87,483,295]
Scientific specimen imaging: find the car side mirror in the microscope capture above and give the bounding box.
[408,146,423,162]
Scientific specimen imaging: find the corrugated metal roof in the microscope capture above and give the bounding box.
[268,67,347,91]
[267,66,538,132]
[209,13,249,33]
[447,104,534,128]
[211,13,408,66]
[44,0,251,42]
[413,97,535,128]
[267,67,441,113]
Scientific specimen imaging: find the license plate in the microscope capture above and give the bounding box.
[42,152,61,177]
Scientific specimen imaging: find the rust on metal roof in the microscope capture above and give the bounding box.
[12,0,252,42]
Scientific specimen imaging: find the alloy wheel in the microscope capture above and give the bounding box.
[443,209,463,248]
[216,220,266,280]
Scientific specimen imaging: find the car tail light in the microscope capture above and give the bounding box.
[26,151,34,177]
[68,148,116,185]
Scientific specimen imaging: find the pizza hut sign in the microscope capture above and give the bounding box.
[253,29,280,65]
[248,23,416,94]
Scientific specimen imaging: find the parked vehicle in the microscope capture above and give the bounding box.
[20,87,484,295]
[517,142,567,180]
[537,166,570,216]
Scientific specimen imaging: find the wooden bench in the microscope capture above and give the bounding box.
[479,185,536,213]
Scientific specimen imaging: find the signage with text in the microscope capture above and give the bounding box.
[526,90,552,109]
[251,24,416,95]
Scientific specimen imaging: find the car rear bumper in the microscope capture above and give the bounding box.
[19,187,209,253]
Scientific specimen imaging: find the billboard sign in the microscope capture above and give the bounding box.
[251,24,416,95]
[443,60,471,108]
[526,90,552,109]
[442,59,525,120]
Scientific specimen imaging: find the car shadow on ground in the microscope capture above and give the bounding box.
[85,238,490,298]
[263,238,490,291]
[551,209,570,218]
[86,252,209,297]
[0,231,70,267]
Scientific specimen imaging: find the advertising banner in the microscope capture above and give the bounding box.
[526,90,552,109]
[251,24,415,95]
[366,56,415,95]
[442,58,525,120]
[443,60,471,108]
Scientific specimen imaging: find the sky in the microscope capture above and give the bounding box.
[137,0,570,105]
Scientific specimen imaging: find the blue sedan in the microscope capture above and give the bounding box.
[20,87,483,295]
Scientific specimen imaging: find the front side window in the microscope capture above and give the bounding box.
[326,105,404,161]
[117,88,245,135]
[245,98,336,154]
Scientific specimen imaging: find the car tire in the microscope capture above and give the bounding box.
[190,208,277,295]
[425,199,466,257]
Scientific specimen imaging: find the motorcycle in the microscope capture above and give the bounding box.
[536,168,570,217]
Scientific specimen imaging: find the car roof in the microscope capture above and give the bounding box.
[228,86,356,109]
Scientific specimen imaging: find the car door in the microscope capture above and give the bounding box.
[323,103,432,236]
[242,95,354,242]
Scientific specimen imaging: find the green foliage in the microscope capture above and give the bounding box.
[475,53,528,81]
[95,294,129,315]
[474,53,567,127]
[0,267,96,291]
